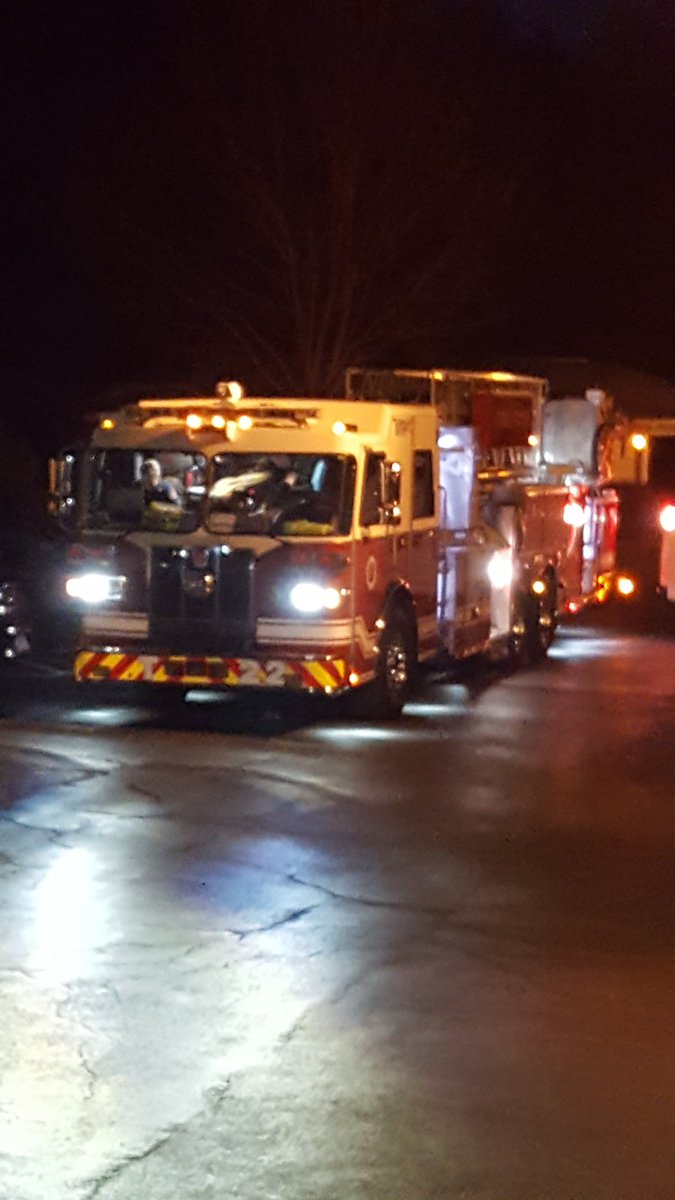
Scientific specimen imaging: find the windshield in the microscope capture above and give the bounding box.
[85,449,206,532]
[208,453,356,536]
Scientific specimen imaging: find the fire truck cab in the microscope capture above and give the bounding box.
[53,387,515,716]
[51,369,621,717]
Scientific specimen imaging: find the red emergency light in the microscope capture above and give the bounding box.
[659,503,675,534]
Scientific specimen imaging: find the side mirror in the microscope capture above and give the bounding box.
[48,452,78,526]
[382,461,402,525]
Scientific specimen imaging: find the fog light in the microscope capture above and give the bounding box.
[616,575,636,597]
[290,582,341,613]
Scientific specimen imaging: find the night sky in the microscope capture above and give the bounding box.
[3,0,675,453]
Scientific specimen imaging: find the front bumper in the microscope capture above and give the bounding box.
[74,649,349,692]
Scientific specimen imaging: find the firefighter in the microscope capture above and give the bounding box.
[140,459,180,507]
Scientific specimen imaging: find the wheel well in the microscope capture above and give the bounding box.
[542,564,558,606]
[528,562,557,593]
[383,586,418,653]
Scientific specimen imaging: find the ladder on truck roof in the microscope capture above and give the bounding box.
[346,366,546,471]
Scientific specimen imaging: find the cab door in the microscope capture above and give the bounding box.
[353,452,399,665]
[407,448,440,655]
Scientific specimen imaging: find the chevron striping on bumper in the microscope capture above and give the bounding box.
[74,651,348,691]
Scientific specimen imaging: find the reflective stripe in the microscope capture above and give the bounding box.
[74,651,348,691]
[75,651,147,681]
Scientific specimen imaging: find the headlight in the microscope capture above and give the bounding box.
[289,581,341,613]
[659,504,675,534]
[65,573,126,604]
[487,551,513,590]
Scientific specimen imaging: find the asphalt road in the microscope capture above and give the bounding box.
[1,601,674,1200]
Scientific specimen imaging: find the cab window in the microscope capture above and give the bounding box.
[413,450,435,519]
[360,453,385,525]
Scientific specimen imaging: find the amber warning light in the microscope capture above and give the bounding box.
[615,575,636,597]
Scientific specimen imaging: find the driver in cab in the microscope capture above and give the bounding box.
[141,458,180,506]
[140,458,183,528]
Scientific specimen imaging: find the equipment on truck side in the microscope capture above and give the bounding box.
[347,368,622,632]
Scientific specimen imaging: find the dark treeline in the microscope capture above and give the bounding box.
[3,0,675,450]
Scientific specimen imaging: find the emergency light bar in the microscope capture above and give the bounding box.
[98,400,322,435]
[229,408,320,428]
[138,398,228,410]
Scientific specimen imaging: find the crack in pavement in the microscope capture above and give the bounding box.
[240,762,356,804]
[288,871,546,960]
[0,741,112,779]
[228,903,320,940]
[121,780,165,805]
[0,811,78,845]
[82,1124,185,1200]
[77,1043,98,1105]
[276,960,378,1050]
[287,871,461,918]
[81,1082,233,1199]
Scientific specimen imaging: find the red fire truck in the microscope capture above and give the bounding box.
[348,368,621,627]
[49,371,619,717]
[606,416,675,602]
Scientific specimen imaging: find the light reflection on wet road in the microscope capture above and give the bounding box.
[0,612,674,1199]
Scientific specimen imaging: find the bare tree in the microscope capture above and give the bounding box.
[66,0,538,395]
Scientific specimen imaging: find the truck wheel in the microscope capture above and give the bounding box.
[507,591,528,668]
[371,612,416,719]
[348,611,416,720]
[525,573,557,662]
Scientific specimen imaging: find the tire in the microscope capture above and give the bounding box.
[371,611,416,719]
[345,610,416,721]
[507,590,528,669]
[524,572,557,662]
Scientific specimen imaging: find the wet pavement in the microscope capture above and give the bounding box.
[1,604,674,1199]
